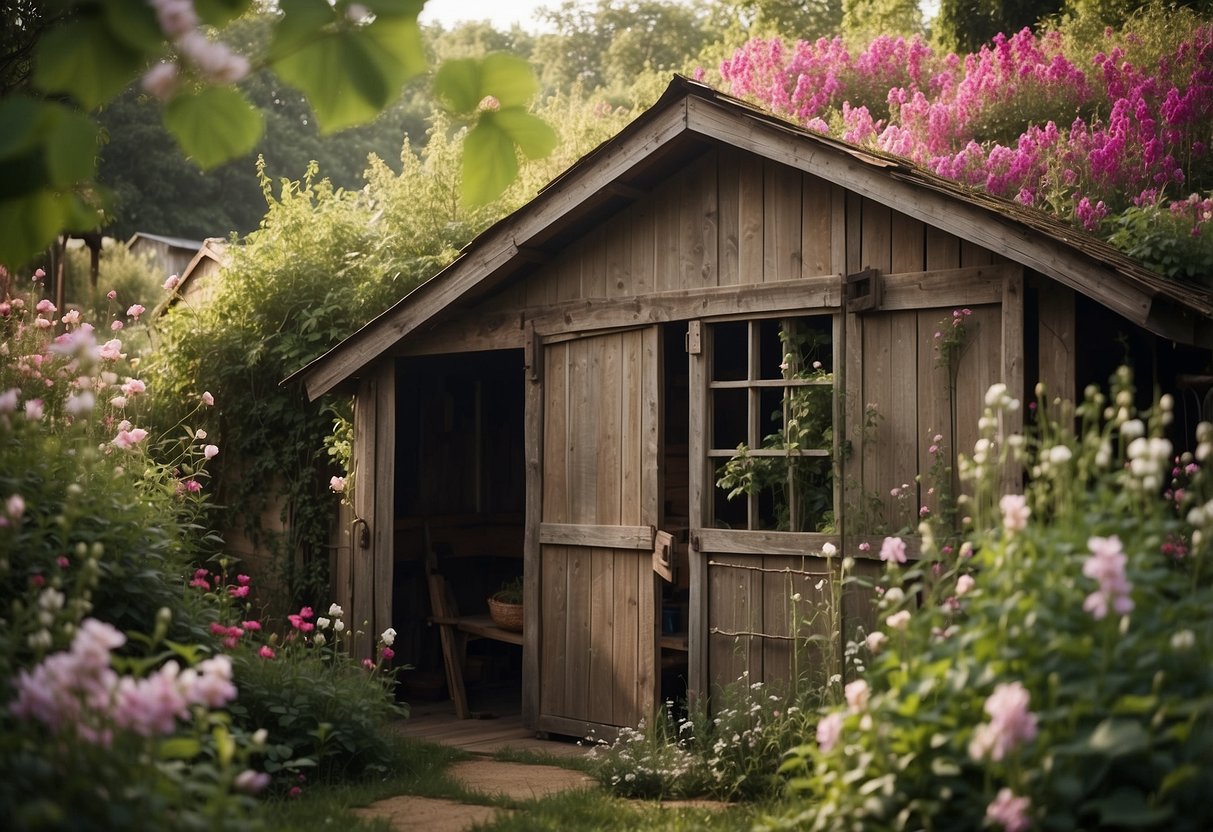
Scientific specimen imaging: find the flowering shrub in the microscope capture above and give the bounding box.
[768,370,1213,830]
[197,565,407,784]
[719,7,1213,282]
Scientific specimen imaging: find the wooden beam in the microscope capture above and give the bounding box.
[684,96,1157,331]
[695,528,840,557]
[878,264,1011,311]
[301,100,692,400]
[522,344,543,730]
[539,522,655,550]
[528,275,842,336]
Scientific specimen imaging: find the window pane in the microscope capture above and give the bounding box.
[712,473,748,529]
[783,316,833,377]
[712,322,749,381]
[757,318,785,380]
[759,386,784,444]
[785,385,833,451]
[712,388,748,450]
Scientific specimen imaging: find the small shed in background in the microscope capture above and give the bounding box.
[126,232,203,282]
[292,77,1213,740]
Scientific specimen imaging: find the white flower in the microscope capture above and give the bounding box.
[316,617,330,630]
[328,603,344,618]
[844,679,869,711]
[313,632,326,648]
[886,610,911,630]
[333,619,345,633]
[1171,630,1195,651]
[821,541,837,557]
[380,627,396,646]
[864,631,887,653]
[1046,445,1072,465]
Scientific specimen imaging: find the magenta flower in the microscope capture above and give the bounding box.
[381,646,395,661]
[879,536,908,564]
[228,585,250,599]
[258,645,275,659]
[242,620,261,631]
[236,574,251,586]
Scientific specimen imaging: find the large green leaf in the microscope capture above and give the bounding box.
[269,0,337,63]
[44,108,100,188]
[363,15,426,90]
[0,97,45,161]
[493,109,557,159]
[0,191,76,267]
[479,53,538,108]
[462,120,517,206]
[163,87,264,168]
[434,58,482,113]
[1087,718,1150,758]
[34,16,144,109]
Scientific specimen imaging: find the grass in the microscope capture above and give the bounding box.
[257,734,776,831]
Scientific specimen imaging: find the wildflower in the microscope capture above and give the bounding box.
[329,475,346,493]
[816,712,843,752]
[111,427,149,449]
[879,536,907,564]
[999,494,1030,534]
[886,610,911,630]
[1171,629,1195,651]
[316,617,330,630]
[195,429,207,439]
[111,320,123,331]
[864,631,887,653]
[201,391,214,406]
[334,619,346,633]
[25,399,44,421]
[163,274,180,291]
[121,378,146,397]
[109,395,128,409]
[381,646,395,661]
[956,574,975,595]
[7,494,26,520]
[821,541,837,557]
[381,627,397,647]
[234,770,270,794]
[0,388,17,412]
[236,574,250,585]
[242,620,261,631]
[106,289,116,300]
[969,681,1037,761]
[328,603,344,618]
[1082,535,1133,619]
[986,788,1031,832]
[258,645,275,659]
[314,632,326,648]
[228,584,249,599]
[126,304,145,319]
[203,444,219,459]
[65,392,95,416]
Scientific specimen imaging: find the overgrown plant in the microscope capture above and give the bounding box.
[768,370,1213,831]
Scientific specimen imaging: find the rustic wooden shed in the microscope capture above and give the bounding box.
[292,77,1213,739]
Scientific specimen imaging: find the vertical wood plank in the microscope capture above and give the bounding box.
[631,197,655,297]
[718,148,741,287]
[1001,267,1026,492]
[845,192,862,275]
[605,211,631,299]
[830,184,847,277]
[1036,277,1076,406]
[917,308,953,516]
[555,251,582,303]
[738,153,764,284]
[613,540,640,725]
[589,336,621,724]
[860,198,892,274]
[583,229,608,300]
[681,151,718,289]
[764,161,802,282]
[522,342,543,729]
[961,238,995,267]
[802,174,832,277]
[925,226,960,271]
[372,361,396,657]
[350,374,376,660]
[655,174,681,292]
[687,325,710,701]
[890,212,925,274]
[762,555,793,690]
[954,304,1004,489]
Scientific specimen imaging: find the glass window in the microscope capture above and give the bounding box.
[709,316,835,532]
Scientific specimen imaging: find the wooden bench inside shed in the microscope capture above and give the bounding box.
[423,523,524,719]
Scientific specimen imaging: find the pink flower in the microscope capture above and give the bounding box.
[24,399,44,421]
[0,388,17,413]
[187,656,236,708]
[879,536,907,564]
[329,475,346,493]
[956,574,975,595]
[242,620,261,631]
[61,309,80,326]
[34,268,45,280]
[986,788,1031,832]
[126,304,145,320]
[111,320,123,331]
[362,658,375,670]
[36,299,56,314]
[999,494,1030,534]
[816,712,843,752]
[886,609,911,630]
[99,339,124,361]
[1082,535,1133,619]
[201,391,214,406]
[844,679,869,710]
[106,290,117,300]
[234,770,271,794]
[969,681,1037,761]
[111,427,149,449]
[259,645,275,659]
[7,494,26,520]
[289,786,302,798]
[121,378,146,397]
[203,444,219,459]
[381,646,395,661]
[57,556,70,569]
[236,574,250,585]
[228,584,250,598]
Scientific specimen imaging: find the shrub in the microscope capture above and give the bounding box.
[767,371,1213,831]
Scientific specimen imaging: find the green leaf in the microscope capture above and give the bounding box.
[1083,788,1172,826]
[434,58,482,114]
[1087,718,1150,757]
[34,17,144,109]
[270,0,337,63]
[103,0,165,53]
[159,737,202,759]
[462,119,517,206]
[0,191,82,267]
[273,17,422,132]
[44,108,100,188]
[164,87,263,168]
[193,0,253,27]
[0,97,50,161]
[493,109,557,160]
[479,52,538,108]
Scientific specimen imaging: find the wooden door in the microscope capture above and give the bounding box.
[536,327,661,737]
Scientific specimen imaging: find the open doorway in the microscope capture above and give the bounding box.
[390,349,527,714]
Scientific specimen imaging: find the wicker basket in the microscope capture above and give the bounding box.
[487,596,523,632]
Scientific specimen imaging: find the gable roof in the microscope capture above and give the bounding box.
[292,76,1213,400]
